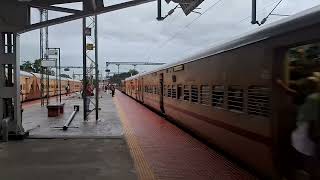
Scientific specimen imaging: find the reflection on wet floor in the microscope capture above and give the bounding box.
[23,92,122,138]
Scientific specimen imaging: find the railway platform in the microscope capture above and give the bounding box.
[0,91,257,180]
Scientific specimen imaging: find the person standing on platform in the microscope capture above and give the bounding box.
[65,85,68,96]
[84,84,93,111]
[111,85,115,97]
[66,83,70,96]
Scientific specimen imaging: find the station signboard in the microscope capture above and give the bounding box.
[41,58,57,67]
[86,43,94,50]
[47,49,58,56]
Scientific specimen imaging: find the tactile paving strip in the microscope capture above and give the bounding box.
[115,91,258,180]
[115,97,156,180]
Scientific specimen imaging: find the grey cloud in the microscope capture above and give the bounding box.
[20,0,320,76]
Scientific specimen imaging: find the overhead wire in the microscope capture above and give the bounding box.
[156,0,224,50]
[144,5,183,61]
[147,0,287,60]
[268,0,284,17]
[237,0,281,23]
[258,0,285,25]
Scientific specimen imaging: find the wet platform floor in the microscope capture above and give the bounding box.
[23,93,122,138]
[0,91,258,180]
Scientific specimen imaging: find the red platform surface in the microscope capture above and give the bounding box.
[115,91,258,180]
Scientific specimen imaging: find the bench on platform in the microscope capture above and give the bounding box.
[47,103,65,117]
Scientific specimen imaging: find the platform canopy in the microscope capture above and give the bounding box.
[0,0,155,33]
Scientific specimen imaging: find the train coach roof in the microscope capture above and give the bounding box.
[126,5,320,81]
[20,71,34,77]
[20,71,80,82]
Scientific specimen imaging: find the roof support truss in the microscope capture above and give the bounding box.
[30,4,82,14]
[20,0,156,33]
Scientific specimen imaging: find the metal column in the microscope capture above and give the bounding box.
[40,9,49,106]
[83,15,99,121]
[251,0,257,24]
[82,17,87,120]
[94,15,99,121]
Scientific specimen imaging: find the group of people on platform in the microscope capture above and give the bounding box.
[79,83,116,98]
[104,84,116,97]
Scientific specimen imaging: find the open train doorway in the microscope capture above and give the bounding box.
[141,78,144,103]
[277,42,320,176]
[160,73,165,113]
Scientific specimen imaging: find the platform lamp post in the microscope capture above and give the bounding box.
[47,48,61,103]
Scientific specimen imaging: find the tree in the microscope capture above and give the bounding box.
[20,61,33,72]
[33,59,42,73]
[128,69,139,76]
[109,69,139,85]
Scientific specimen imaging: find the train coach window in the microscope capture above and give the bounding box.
[177,85,182,99]
[168,85,172,97]
[191,85,199,103]
[172,85,177,98]
[200,85,210,105]
[183,85,190,101]
[248,86,270,117]
[227,86,244,112]
[212,86,225,108]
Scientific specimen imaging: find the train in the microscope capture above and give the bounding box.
[20,71,81,102]
[121,6,320,179]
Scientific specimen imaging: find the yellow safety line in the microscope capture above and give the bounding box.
[114,97,157,180]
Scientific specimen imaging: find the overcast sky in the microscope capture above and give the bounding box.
[20,0,320,78]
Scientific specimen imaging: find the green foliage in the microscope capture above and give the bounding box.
[33,59,42,73]
[21,59,56,76]
[109,69,139,85]
[20,61,33,72]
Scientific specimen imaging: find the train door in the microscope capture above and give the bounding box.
[141,78,144,103]
[135,79,138,99]
[138,78,142,101]
[159,73,165,113]
[25,77,29,100]
[273,42,320,176]
[137,79,140,100]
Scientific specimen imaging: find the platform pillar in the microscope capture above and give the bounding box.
[0,2,28,138]
[0,32,24,137]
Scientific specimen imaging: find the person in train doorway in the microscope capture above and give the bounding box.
[110,85,115,97]
[277,73,320,179]
[65,83,70,96]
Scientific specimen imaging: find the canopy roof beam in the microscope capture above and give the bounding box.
[20,0,155,33]
[30,4,82,14]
